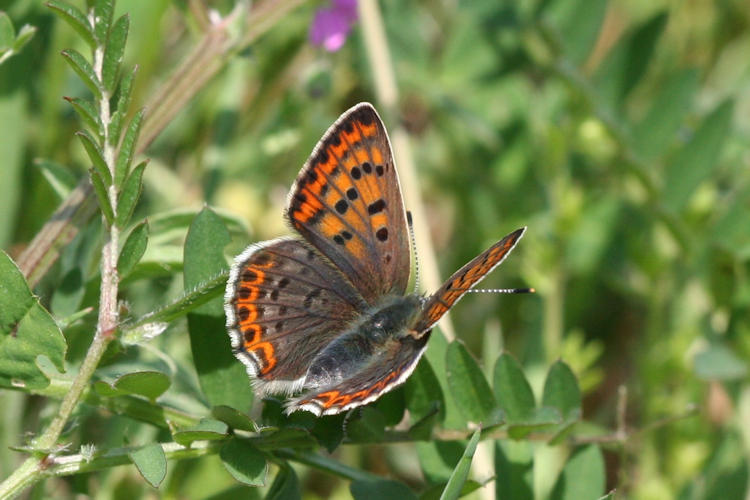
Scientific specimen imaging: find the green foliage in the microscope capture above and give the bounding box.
[0,0,749,498]
[0,11,36,66]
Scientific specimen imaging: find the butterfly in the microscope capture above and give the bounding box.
[225,103,527,416]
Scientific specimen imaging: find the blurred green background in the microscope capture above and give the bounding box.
[1,0,749,498]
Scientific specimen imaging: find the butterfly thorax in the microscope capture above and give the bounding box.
[304,294,423,389]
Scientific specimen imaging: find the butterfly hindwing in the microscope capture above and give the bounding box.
[285,332,431,416]
[286,103,410,304]
[225,237,367,395]
[413,227,526,334]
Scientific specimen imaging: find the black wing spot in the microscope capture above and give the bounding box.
[346,188,358,200]
[335,199,348,214]
[278,278,290,289]
[376,165,384,176]
[304,289,322,308]
[242,269,257,282]
[333,234,345,245]
[270,289,279,301]
[351,167,362,179]
[376,227,388,241]
[275,321,284,332]
[238,307,250,321]
[357,109,375,125]
[238,287,252,299]
[342,230,353,240]
[362,162,372,174]
[368,199,386,215]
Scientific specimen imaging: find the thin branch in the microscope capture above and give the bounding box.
[358,0,455,341]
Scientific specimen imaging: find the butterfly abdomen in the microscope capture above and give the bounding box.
[304,295,422,388]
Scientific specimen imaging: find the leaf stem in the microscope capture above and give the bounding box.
[0,14,124,498]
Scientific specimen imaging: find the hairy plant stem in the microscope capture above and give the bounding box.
[0,33,122,500]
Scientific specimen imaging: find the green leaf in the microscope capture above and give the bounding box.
[405,357,445,424]
[212,405,257,432]
[631,69,699,160]
[0,13,15,51]
[12,24,36,53]
[219,439,267,486]
[694,344,748,381]
[115,108,144,186]
[439,430,481,500]
[422,481,483,500]
[593,12,668,110]
[374,387,406,427]
[50,267,85,318]
[123,271,226,329]
[266,465,300,500]
[77,130,111,186]
[550,445,605,500]
[345,407,386,443]
[108,110,122,146]
[310,414,346,453]
[446,341,498,424]
[493,353,535,423]
[542,360,582,422]
[95,370,171,401]
[118,219,149,278]
[102,14,128,93]
[115,160,146,228]
[564,198,620,274]
[116,66,137,120]
[93,0,114,44]
[184,208,253,410]
[61,49,103,99]
[663,99,734,212]
[129,443,167,488]
[544,0,607,65]
[89,168,114,226]
[255,427,316,450]
[713,188,750,257]
[173,418,228,447]
[65,96,103,138]
[115,370,170,401]
[34,159,78,200]
[495,440,533,500]
[0,251,66,389]
[47,0,96,49]
[417,441,465,484]
[351,478,417,500]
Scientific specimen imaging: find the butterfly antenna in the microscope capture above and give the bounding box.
[407,211,421,293]
[465,287,536,294]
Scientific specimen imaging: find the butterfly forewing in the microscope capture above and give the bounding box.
[225,238,367,395]
[412,227,526,334]
[286,103,410,304]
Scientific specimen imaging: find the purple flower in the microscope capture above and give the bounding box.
[309,0,358,52]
